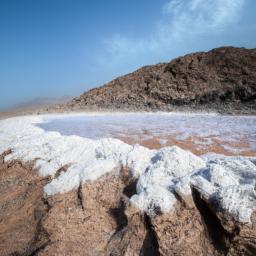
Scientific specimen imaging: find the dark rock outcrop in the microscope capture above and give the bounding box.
[68,47,256,113]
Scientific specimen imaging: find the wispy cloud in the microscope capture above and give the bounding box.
[162,0,245,36]
[103,0,244,61]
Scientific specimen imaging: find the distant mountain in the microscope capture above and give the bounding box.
[14,96,73,109]
[67,47,256,113]
[0,96,73,118]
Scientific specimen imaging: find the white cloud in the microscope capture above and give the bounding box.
[88,0,248,84]
[104,0,245,59]
[163,0,245,35]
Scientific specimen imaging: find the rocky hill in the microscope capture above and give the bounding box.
[67,47,256,113]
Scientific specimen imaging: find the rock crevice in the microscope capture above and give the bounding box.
[1,155,255,255]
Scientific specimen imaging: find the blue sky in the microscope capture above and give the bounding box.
[0,0,255,110]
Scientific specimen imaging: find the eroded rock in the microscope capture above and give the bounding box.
[0,155,50,256]
[1,154,255,255]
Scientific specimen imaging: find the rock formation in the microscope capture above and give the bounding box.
[1,155,255,255]
[67,47,256,113]
[0,115,255,255]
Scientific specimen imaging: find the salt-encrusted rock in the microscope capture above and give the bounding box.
[0,115,256,255]
[216,185,256,223]
[1,115,256,222]
[190,183,256,255]
[190,157,256,223]
[130,146,206,215]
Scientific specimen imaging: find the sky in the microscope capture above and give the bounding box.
[0,0,256,110]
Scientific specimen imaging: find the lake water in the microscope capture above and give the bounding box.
[38,113,256,156]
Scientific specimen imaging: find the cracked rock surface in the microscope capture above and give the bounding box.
[0,154,255,256]
[0,115,256,255]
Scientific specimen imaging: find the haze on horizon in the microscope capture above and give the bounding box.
[0,0,256,110]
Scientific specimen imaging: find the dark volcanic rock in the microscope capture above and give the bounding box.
[67,47,256,113]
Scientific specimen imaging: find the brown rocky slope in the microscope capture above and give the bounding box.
[68,47,256,113]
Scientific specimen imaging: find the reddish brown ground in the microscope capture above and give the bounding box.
[116,133,256,157]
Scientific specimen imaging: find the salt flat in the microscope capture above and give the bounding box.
[38,112,256,156]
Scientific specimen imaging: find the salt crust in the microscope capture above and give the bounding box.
[0,113,255,223]
[38,112,256,154]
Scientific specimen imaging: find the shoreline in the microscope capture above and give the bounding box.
[1,110,256,157]
[1,103,256,120]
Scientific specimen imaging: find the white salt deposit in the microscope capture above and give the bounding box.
[130,146,206,214]
[216,185,256,223]
[0,113,255,223]
[37,112,256,154]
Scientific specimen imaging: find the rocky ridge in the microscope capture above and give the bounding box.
[67,47,256,114]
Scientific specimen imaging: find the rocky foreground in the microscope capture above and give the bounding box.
[65,47,256,114]
[0,157,256,255]
[0,115,256,255]
[1,156,256,256]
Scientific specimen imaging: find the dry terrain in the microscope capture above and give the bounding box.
[1,153,255,255]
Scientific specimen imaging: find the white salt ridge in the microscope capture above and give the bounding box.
[0,114,255,223]
[130,147,206,214]
[216,185,256,223]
